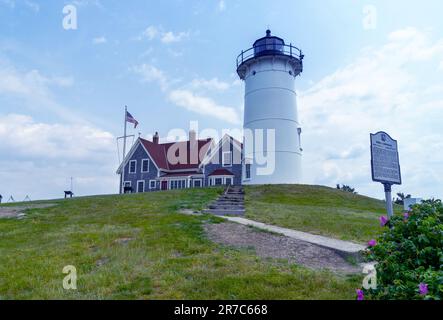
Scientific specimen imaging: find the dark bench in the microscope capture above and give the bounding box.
[123,186,133,194]
[64,191,74,199]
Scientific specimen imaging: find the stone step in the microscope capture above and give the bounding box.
[211,201,243,206]
[203,209,245,216]
[204,186,245,216]
[215,202,243,206]
[221,195,244,198]
[209,205,245,210]
[212,200,244,203]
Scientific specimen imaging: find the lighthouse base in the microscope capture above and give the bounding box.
[243,152,302,185]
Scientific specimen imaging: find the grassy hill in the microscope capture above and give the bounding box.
[0,187,363,300]
[245,184,402,243]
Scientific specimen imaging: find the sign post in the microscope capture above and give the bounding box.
[383,183,394,218]
[370,132,402,219]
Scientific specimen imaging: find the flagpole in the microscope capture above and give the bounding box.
[121,105,128,194]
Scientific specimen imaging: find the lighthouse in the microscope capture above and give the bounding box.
[237,30,304,184]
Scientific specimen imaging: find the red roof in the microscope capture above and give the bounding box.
[140,137,212,170]
[208,169,234,176]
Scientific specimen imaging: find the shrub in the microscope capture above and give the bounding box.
[336,184,357,194]
[363,199,443,300]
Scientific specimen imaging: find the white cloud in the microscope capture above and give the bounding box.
[161,31,189,44]
[0,114,117,200]
[0,61,86,122]
[131,64,241,124]
[130,64,169,91]
[0,114,114,160]
[142,26,159,40]
[190,77,231,91]
[168,89,241,125]
[439,60,443,70]
[92,36,107,44]
[0,62,82,123]
[137,25,190,44]
[299,27,443,199]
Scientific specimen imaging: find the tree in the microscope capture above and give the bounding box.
[394,192,411,205]
[336,184,357,194]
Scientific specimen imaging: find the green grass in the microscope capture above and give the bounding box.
[0,188,361,300]
[245,184,402,243]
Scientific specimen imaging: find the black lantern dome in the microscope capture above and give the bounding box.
[253,29,285,57]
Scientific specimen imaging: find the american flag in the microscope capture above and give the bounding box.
[126,110,139,128]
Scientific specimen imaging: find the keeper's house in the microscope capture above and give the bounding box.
[116,131,243,193]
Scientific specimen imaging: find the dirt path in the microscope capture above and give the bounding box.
[205,222,361,274]
[0,204,56,219]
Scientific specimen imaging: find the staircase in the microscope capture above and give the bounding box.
[203,185,245,216]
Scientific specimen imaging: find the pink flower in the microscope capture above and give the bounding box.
[403,212,410,220]
[368,239,377,247]
[419,283,428,296]
[379,216,388,227]
[356,289,364,301]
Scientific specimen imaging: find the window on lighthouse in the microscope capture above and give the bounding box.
[298,128,303,152]
[244,158,252,180]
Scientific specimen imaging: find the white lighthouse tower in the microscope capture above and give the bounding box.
[237,30,304,184]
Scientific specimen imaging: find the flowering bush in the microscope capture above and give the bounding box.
[362,199,443,300]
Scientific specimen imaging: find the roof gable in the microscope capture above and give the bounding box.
[139,137,212,171]
[116,139,159,174]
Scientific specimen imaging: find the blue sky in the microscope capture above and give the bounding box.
[1,0,442,201]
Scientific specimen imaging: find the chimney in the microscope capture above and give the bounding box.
[189,130,196,143]
[153,132,159,144]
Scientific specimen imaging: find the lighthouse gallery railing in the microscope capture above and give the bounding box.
[237,43,304,69]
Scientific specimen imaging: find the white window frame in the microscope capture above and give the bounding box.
[169,179,189,190]
[141,159,150,173]
[149,180,156,190]
[129,160,137,174]
[210,176,234,186]
[192,179,203,188]
[137,180,145,193]
[222,151,232,167]
[214,177,223,186]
